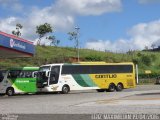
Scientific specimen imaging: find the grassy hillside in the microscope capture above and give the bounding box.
[0,46,160,76]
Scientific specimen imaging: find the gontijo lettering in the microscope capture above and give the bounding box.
[95,74,117,78]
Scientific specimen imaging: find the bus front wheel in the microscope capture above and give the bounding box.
[107,83,116,92]
[6,87,14,96]
[61,85,70,94]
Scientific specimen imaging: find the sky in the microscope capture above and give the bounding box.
[0,0,160,52]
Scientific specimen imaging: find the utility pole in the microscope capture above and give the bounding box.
[75,27,80,62]
[136,64,139,84]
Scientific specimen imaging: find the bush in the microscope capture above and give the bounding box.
[138,73,160,79]
[140,55,152,66]
[150,54,156,61]
[85,55,102,61]
[132,58,139,64]
[138,78,155,84]
[137,52,142,57]
[105,56,115,62]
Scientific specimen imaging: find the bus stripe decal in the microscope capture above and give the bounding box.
[72,74,89,87]
[80,74,97,87]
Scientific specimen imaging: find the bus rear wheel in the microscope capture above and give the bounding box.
[116,83,123,91]
[6,87,14,96]
[61,85,70,94]
[107,83,116,92]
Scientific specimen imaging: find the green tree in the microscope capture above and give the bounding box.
[68,28,80,62]
[46,36,60,46]
[36,23,52,45]
[12,23,23,37]
[151,44,156,50]
[68,32,78,49]
[144,46,149,51]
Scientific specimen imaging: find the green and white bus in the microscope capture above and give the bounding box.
[0,67,39,96]
[36,62,136,94]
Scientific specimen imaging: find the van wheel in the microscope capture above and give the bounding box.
[61,85,70,94]
[96,89,105,92]
[107,83,116,92]
[116,83,123,91]
[6,87,14,96]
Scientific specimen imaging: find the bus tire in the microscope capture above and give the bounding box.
[6,87,14,96]
[61,85,70,94]
[107,83,116,92]
[96,89,105,92]
[116,83,123,91]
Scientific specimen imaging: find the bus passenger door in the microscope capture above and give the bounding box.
[50,66,60,85]
[0,70,9,93]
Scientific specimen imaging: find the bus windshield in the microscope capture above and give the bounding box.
[39,66,50,72]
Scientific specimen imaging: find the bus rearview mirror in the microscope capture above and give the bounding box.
[46,71,50,77]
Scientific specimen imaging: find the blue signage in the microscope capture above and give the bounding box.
[0,32,35,55]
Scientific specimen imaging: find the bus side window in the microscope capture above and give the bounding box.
[8,70,20,78]
[25,71,32,78]
[7,72,11,78]
[19,71,25,78]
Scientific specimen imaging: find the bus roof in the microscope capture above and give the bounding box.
[40,62,134,67]
[75,62,134,65]
[9,67,39,71]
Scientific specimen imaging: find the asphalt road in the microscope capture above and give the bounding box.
[0,85,160,115]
